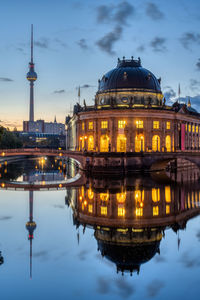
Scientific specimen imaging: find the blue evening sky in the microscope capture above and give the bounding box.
[0,0,200,129]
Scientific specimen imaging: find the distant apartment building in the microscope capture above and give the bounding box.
[23,118,65,135]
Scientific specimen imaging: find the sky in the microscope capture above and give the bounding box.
[0,0,200,130]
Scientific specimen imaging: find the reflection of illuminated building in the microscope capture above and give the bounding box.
[26,191,37,279]
[68,176,200,275]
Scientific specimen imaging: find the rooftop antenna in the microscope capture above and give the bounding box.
[178,83,181,103]
[78,86,80,104]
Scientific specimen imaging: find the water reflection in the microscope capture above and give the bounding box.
[67,174,200,275]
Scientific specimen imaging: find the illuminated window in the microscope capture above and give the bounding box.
[166,205,170,214]
[136,208,143,217]
[166,122,170,129]
[186,124,187,131]
[82,122,85,130]
[196,126,198,133]
[135,190,144,202]
[88,204,93,213]
[118,120,126,129]
[135,134,144,152]
[165,186,171,203]
[100,193,109,201]
[101,121,108,129]
[152,135,160,151]
[88,188,94,200]
[165,135,171,152]
[116,192,126,203]
[136,120,143,128]
[101,206,107,215]
[189,124,191,132]
[192,125,195,133]
[88,122,93,130]
[118,206,125,217]
[100,135,109,152]
[153,206,159,216]
[117,134,126,152]
[153,121,159,129]
[152,188,160,202]
[88,135,94,151]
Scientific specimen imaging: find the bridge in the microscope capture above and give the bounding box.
[1,148,200,173]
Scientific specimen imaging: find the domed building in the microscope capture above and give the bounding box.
[66,57,200,170]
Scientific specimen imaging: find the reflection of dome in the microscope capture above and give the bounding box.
[98,58,161,94]
[95,228,161,275]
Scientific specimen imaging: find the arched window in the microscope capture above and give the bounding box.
[165,135,171,152]
[152,135,160,151]
[117,134,126,152]
[100,135,109,152]
[88,135,94,151]
[135,134,144,152]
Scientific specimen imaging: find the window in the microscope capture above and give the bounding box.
[153,121,159,129]
[100,135,109,152]
[116,192,126,203]
[88,204,93,213]
[165,186,171,203]
[192,125,195,133]
[165,135,171,152]
[152,135,160,151]
[166,121,170,130]
[101,121,108,129]
[152,188,160,202]
[100,193,109,201]
[189,124,191,132]
[135,134,144,152]
[153,206,159,216]
[118,120,126,129]
[118,206,125,217]
[82,122,85,130]
[136,120,143,128]
[196,126,198,133]
[186,124,187,131]
[117,134,126,152]
[101,206,107,215]
[88,136,94,151]
[88,122,93,130]
[166,205,170,214]
[136,208,143,217]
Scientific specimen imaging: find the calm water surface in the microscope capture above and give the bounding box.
[0,158,200,299]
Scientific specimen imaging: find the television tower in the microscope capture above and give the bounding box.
[26,24,37,122]
[26,191,37,279]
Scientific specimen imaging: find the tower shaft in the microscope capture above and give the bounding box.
[29,82,34,122]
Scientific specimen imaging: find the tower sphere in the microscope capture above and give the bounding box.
[27,63,37,82]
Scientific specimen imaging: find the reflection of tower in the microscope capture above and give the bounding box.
[26,191,37,279]
[26,24,37,122]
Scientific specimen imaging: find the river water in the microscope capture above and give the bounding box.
[0,157,200,299]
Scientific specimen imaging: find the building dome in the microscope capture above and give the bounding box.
[98,57,161,93]
[95,57,163,107]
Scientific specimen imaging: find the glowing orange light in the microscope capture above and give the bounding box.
[79,196,83,201]
[1,183,5,188]
[59,184,62,188]
[84,200,87,206]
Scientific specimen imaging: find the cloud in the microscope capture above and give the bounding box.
[96,277,111,294]
[180,32,200,50]
[96,1,134,26]
[114,1,135,26]
[0,216,12,221]
[96,26,123,55]
[180,252,200,268]
[34,38,49,49]
[150,37,167,52]
[196,230,200,241]
[81,84,95,89]
[164,86,176,101]
[137,45,145,52]
[146,2,164,20]
[55,38,67,48]
[77,249,88,261]
[0,77,13,82]
[178,95,200,110]
[53,89,65,94]
[196,59,200,71]
[77,38,88,50]
[147,280,165,297]
[115,278,135,298]
[190,79,200,91]
[33,250,48,259]
[97,5,112,23]
[53,204,65,209]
